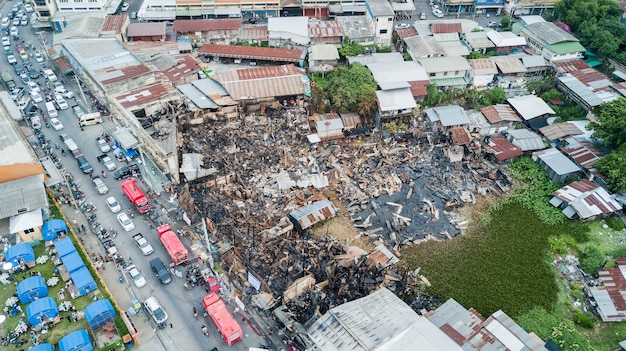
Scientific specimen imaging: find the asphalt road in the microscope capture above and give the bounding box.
[0,2,269,349]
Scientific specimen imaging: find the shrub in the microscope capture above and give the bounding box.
[605,216,624,231]
[578,244,606,274]
[573,312,595,329]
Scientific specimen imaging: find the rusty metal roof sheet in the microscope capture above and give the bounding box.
[480,104,521,124]
[288,199,336,230]
[308,19,343,38]
[173,19,241,32]
[469,58,498,75]
[490,55,527,74]
[101,14,127,34]
[451,127,470,145]
[561,144,601,169]
[238,26,269,41]
[127,22,167,37]
[539,122,583,141]
[431,22,462,34]
[212,64,308,100]
[115,83,178,109]
[488,135,523,161]
[198,44,304,62]
[162,54,199,82]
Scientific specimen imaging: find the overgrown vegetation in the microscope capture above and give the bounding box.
[516,308,592,351]
[526,76,557,95]
[463,87,507,110]
[588,98,626,191]
[311,63,377,117]
[538,88,587,122]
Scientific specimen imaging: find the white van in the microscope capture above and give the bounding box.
[143,296,168,325]
[79,112,103,126]
[45,101,58,118]
[44,69,57,82]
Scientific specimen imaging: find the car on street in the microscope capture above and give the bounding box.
[57,89,74,99]
[9,26,17,36]
[76,155,93,173]
[121,2,130,12]
[1,18,9,28]
[10,88,24,100]
[20,17,28,26]
[131,12,137,19]
[11,18,19,27]
[1,36,9,46]
[24,4,34,13]
[55,95,69,110]
[27,81,39,92]
[488,21,500,28]
[431,4,439,10]
[432,9,444,18]
[7,54,16,64]
[91,175,109,194]
[14,64,23,75]
[72,104,85,118]
[19,50,27,60]
[34,51,43,62]
[126,265,147,288]
[106,196,122,213]
[49,118,63,130]
[114,164,140,180]
[30,115,41,129]
[20,73,29,84]
[149,258,172,285]
[96,137,111,152]
[117,212,135,232]
[420,12,427,20]
[143,296,168,325]
[21,57,30,67]
[29,90,42,103]
[40,62,49,71]
[28,67,38,79]
[394,23,410,29]
[3,45,10,54]
[97,154,117,171]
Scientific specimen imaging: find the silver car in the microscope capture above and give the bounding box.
[126,265,146,288]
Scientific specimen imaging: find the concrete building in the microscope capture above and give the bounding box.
[55,0,117,12]
[520,20,585,62]
[136,0,281,22]
[417,56,470,89]
[364,0,395,46]
[268,16,310,47]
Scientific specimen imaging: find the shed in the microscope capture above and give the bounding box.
[550,180,622,220]
[487,135,523,162]
[539,123,583,141]
[507,129,545,151]
[311,113,344,141]
[6,243,36,266]
[17,276,49,304]
[55,237,77,258]
[508,95,555,130]
[26,297,59,325]
[61,252,86,274]
[425,105,470,130]
[29,344,55,351]
[532,148,581,183]
[289,199,336,231]
[85,299,117,330]
[58,330,93,351]
[41,219,68,241]
[70,267,97,296]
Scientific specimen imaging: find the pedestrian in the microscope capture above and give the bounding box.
[72,218,78,228]
[81,224,86,234]
[169,323,173,329]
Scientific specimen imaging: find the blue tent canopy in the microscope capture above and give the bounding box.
[16,276,48,304]
[58,329,93,351]
[41,219,68,241]
[61,252,85,274]
[26,297,59,325]
[29,344,55,351]
[6,243,35,266]
[85,299,117,330]
[55,237,76,258]
[70,267,96,296]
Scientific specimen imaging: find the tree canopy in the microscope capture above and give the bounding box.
[312,63,377,116]
[588,98,626,147]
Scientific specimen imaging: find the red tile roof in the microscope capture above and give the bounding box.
[115,83,178,108]
[173,19,241,32]
[162,54,199,83]
[127,22,167,37]
[488,135,523,161]
[102,14,127,34]
[198,44,303,63]
[431,23,462,34]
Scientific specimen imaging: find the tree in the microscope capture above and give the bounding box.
[588,98,626,147]
[318,63,377,115]
[499,15,511,30]
[578,244,605,273]
[595,144,626,192]
[525,77,556,95]
[554,0,622,33]
[338,39,365,57]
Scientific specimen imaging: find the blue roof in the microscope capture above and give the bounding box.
[58,329,93,351]
[85,299,117,330]
[70,267,97,296]
[6,243,35,266]
[61,252,86,274]
[29,344,55,351]
[41,219,68,241]
[55,237,77,258]
[26,297,58,325]
[16,275,48,304]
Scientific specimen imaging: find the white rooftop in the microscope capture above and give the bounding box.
[376,88,417,111]
[268,16,310,40]
[508,95,555,120]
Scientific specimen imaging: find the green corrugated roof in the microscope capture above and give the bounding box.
[550,41,586,55]
[431,77,467,87]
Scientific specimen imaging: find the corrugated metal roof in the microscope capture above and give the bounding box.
[238,26,269,41]
[491,55,527,74]
[451,127,470,145]
[431,22,462,34]
[308,19,343,38]
[561,144,601,169]
[507,95,555,120]
[552,180,621,219]
[101,14,127,34]
[439,40,470,57]
[190,78,236,106]
[212,64,308,100]
[480,105,521,124]
[523,22,579,45]
[507,129,544,151]
[288,199,336,230]
[488,135,523,161]
[173,19,241,32]
[396,27,417,39]
[0,174,46,218]
[376,88,417,112]
[522,55,546,68]
[592,258,626,321]
[557,74,605,108]
[127,22,166,37]
[539,123,583,141]
[533,148,580,176]
[366,0,394,16]
[417,56,470,73]
[336,16,373,41]
[469,58,498,75]
[314,113,344,140]
[198,44,304,62]
[177,84,218,109]
[340,114,361,129]
[310,44,339,61]
[486,30,527,47]
[405,36,445,58]
[464,31,495,49]
[115,83,179,109]
[0,99,36,166]
[485,311,548,351]
[161,54,199,83]
[425,105,470,127]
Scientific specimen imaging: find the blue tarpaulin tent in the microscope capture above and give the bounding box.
[41,219,68,241]
[70,267,96,296]
[29,344,55,351]
[6,243,35,266]
[61,252,85,274]
[17,276,48,304]
[85,299,117,330]
[58,329,93,351]
[55,237,76,258]
[26,297,59,325]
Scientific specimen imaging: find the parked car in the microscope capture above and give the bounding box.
[420,12,426,20]
[28,67,38,79]
[29,90,42,103]
[55,95,68,110]
[34,51,43,63]
[106,196,121,213]
[121,2,130,12]
[395,23,410,29]
[7,54,16,64]
[96,137,111,152]
[24,4,34,13]
[76,156,93,174]
[27,81,39,92]
[14,64,23,75]
[1,36,9,46]
[97,154,117,171]
[143,296,168,325]
[117,212,135,231]
[71,104,85,118]
[126,265,146,288]
[113,164,140,180]
[149,258,172,285]
[432,9,444,18]
[9,26,17,36]
[57,89,74,99]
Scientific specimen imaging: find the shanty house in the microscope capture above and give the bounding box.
[404,36,445,60]
[589,258,626,322]
[506,129,545,152]
[375,88,417,121]
[367,58,430,99]
[172,19,241,45]
[289,199,337,231]
[486,135,523,163]
[508,95,555,130]
[308,44,339,71]
[532,148,580,183]
[486,30,527,54]
[425,105,470,133]
[126,23,166,42]
[311,113,344,141]
[522,55,549,77]
[308,19,343,46]
[417,56,470,89]
[539,123,584,142]
[550,180,622,220]
[480,104,522,133]
[490,55,527,77]
[467,58,497,88]
[434,32,469,57]
[463,31,495,54]
[466,110,491,136]
[521,21,585,62]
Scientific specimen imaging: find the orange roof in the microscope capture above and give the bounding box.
[198,44,303,62]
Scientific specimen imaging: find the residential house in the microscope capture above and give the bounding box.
[268,16,310,48]
[336,16,375,45]
[539,122,583,142]
[308,19,343,47]
[376,88,417,121]
[466,110,491,136]
[467,58,497,88]
[486,30,527,54]
[491,55,526,77]
[364,0,395,46]
[428,298,548,351]
[311,113,345,141]
[480,104,522,133]
[532,147,581,183]
[507,94,555,130]
[404,36,445,60]
[100,15,129,42]
[434,32,469,57]
[521,21,586,62]
[425,105,470,133]
[550,180,622,220]
[430,22,462,35]
[463,31,495,54]
[561,144,601,173]
[486,135,523,163]
[309,44,340,72]
[589,258,626,322]
[507,129,545,152]
[367,58,430,99]
[172,19,242,45]
[127,23,167,42]
[554,59,621,111]
[395,27,418,52]
[417,56,470,89]
[522,55,549,77]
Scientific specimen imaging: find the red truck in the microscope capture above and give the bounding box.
[156,224,189,265]
[120,178,151,213]
[202,292,243,346]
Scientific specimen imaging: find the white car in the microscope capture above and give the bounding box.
[99,154,117,171]
[50,118,64,131]
[57,89,74,99]
[117,212,135,232]
[1,36,10,46]
[53,81,64,91]
[432,9,444,18]
[106,196,122,213]
[7,54,16,64]
[121,3,130,12]
[55,95,69,110]
[431,4,439,11]
[126,265,147,288]
[9,26,18,36]
[27,81,39,92]
[30,90,42,103]
[394,23,410,29]
[24,4,34,13]
[420,12,427,20]
[96,138,111,153]
[92,176,109,195]
[34,51,44,63]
